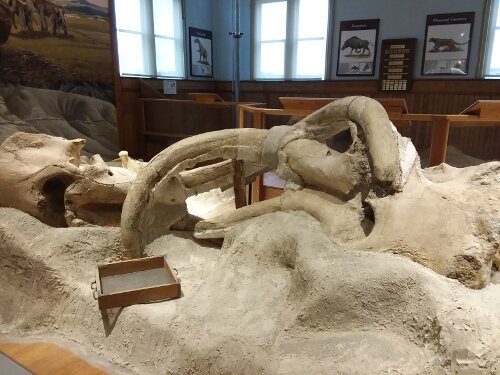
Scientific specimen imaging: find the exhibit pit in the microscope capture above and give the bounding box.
[0,96,499,374]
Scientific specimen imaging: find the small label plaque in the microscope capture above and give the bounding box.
[163,80,177,95]
[379,38,416,91]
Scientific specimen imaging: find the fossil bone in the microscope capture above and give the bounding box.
[0,132,137,228]
[121,97,405,255]
[121,128,269,254]
[121,96,498,289]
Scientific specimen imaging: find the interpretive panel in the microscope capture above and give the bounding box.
[422,12,474,75]
[337,19,379,76]
[189,27,213,78]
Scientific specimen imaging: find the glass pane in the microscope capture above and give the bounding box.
[497,5,500,27]
[153,0,174,37]
[260,42,285,78]
[489,29,500,74]
[117,32,144,75]
[115,0,142,32]
[155,37,177,76]
[298,0,329,39]
[295,39,326,78]
[261,1,287,41]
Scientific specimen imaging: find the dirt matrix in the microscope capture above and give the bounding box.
[0,159,499,374]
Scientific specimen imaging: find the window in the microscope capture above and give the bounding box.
[485,0,500,77]
[253,0,330,80]
[114,0,185,78]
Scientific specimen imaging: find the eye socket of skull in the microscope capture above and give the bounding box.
[38,172,78,227]
[324,128,353,153]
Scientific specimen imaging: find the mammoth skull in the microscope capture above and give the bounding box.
[121,96,498,289]
[0,132,142,227]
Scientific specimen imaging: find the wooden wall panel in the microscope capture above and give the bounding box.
[116,78,222,156]
[120,90,141,156]
[116,78,500,161]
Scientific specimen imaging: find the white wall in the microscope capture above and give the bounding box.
[196,0,486,81]
[331,0,485,80]
[184,0,213,80]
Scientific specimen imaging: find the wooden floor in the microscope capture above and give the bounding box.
[0,341,109,375]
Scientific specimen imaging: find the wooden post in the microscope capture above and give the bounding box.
[232,159,247,208]
[250,112,265,203]
[254,111,264,129]
[428,116,451,167]
[238,105,245,128]
[251,176,263,204]
[138,99,147,159]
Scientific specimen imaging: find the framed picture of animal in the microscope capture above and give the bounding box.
[189,27,213,78]
[337,19,379,76]
[421,12,474,75]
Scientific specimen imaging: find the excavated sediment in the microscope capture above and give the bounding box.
[0,202,499,374]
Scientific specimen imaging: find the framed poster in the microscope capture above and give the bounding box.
[189,27,213,78]
[337,19,379,76]
[421,12,474,75]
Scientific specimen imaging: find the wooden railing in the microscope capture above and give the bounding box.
[239,97,500,203]
[137,90,263,159]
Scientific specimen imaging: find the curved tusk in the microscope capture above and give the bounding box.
[121,128,268,256]
[122,97,403,255]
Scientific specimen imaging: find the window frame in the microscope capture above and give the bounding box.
[114,0,186,79]
[253,0,288,80]
[252,0,332,81]
[484,0,500,77]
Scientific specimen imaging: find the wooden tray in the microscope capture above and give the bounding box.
[93,256,181,310]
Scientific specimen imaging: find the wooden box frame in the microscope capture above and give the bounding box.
[95,256,181,310]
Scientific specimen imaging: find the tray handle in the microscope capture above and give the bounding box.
[173,268,181,283]
[90,280,98,300]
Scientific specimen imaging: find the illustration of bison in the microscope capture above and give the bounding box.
[341,36,373,56]
[33,0,67,36]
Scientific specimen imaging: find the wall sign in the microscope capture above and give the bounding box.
[189,27,213,78]
[163,80,177,95]
[337,19,380,76]
[421,12,474,76]
[379,38,416,91]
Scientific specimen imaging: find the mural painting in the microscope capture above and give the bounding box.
[0,0,119,159]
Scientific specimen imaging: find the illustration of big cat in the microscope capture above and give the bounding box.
[428,37,469,52]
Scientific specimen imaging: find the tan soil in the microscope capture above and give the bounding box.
[0,180,499,373]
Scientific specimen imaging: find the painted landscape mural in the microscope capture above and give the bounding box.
[0,0,119,159]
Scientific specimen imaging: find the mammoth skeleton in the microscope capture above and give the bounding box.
[121,96,498,289]
[0,97,494,289]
